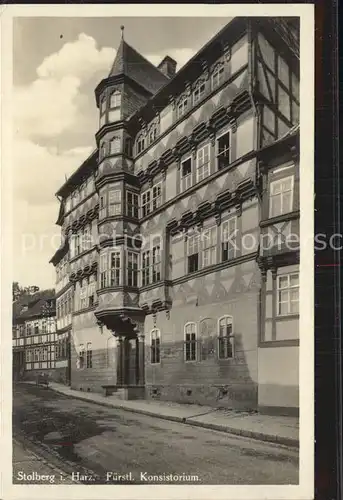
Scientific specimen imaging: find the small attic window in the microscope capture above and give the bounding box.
[136,134,145,154]
[110,91,121,109]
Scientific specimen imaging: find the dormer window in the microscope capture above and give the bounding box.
[136,135,145,155]
[211,64,225,90]
[110,136,121,155]
[177,96,188,119]
[110,90,121,109]
[148,124,158,145]
[193,80,206,105]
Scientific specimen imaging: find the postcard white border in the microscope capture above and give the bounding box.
[1,4,314,500]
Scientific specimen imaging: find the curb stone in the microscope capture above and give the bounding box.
[47,385,299,449]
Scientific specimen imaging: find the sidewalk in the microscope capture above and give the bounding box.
[36,381,299,448]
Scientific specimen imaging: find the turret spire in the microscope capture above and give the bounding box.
[120,25,124,40]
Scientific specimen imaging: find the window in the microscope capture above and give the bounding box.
[82,225,92,252]
[196,144,210,182]
[109,251,121,286]
[136,135,145,154]
[79,344,85,369]
[184,323,197,362]
[177,96,188,119]
[218,316,234,359]
[211,64,225,90]
[88,275,96,307]
[99,195,106,219]
[202,226,217,267]
[80,279,88,310]
[277,273,299,315]
[222,217,238,261]
[187,233,200,273]
[34,348,40,362]
[152,184,162,210]
[100,95,107,114]
[86,342,93,368]
[141,183,162,217]
[110,137,121,154]
[26,324,32,336]
[124,138,132,156]
[127,251,139,287]
[100,253,108,288]
[126,191,139,218]
[34,323,39,335]
[110,91,121,108]
[180,157,193,192]
[150,329,161,364]
[141,190,151,217]
[42,347,48,361]
[148,124,158,144]
[269,176,294,217]
[152,244,161,282]
[141,250,151,287]
[193,80,206,105]
[216,131,231,170]
[108,189,122,216]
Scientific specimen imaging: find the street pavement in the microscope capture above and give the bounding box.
[12,383,299,485]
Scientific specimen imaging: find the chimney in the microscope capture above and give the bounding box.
[157,56,177,79]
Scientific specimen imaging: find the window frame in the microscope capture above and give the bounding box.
[216,128,232,170]
[150,328,161,364]
[269,175,294,218]
[108,188,122,216]
[109,136,121,155]
[217,315,235,360]
[184,322,197,362]
[177,95,188,119]
[221,216,238,262]
[192,79,206,105]
[201,226,217,268]
[127,250,139,287]
[126,191,139,218]
[180,155,193,192]
[109,90,121,109]
[86,342,93,368]
[211,64,225,90]
[276,272,299,316]
[141,182,162,218]
[196,143,211,182]
[187,232,200,274]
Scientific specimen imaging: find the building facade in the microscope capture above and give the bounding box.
[50,17,299,414]
[12,290,58,381]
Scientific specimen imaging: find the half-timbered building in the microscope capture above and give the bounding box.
[50,17,299,414]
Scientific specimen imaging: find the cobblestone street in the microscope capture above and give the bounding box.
[13,383,299,485]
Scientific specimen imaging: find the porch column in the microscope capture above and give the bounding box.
[138,334,145,386]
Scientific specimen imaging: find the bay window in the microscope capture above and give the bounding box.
[126,191,139,218]
[127,251,139,287]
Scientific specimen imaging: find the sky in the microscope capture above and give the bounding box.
[13,16,230,290]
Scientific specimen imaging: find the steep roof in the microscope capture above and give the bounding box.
[13,289,56,323]
[108,38,169,95]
